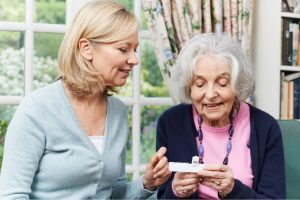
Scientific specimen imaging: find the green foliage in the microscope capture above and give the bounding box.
[0,0,25,22]
[0,120,8,170]
[0,48,59,96]
[36,0,65,24]
[141,40,169,97]
[140,105,170,163]
[0,106,16,125]
[126,127,133,164]
[0,47,24,96]
[35,0,65,58]
[141,42,163,86]
[0,31,24,52]
[34,33,64,59]
[0,120,8,145]
[0,1,25,54]
[115,0,133,11]
[115,0,147,29]
[141,10,148,30]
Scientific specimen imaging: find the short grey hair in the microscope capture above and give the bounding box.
[169,33,255,103]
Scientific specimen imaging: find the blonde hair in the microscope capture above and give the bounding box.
[58,0,137,97]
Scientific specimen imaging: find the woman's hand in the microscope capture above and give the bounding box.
[197,164,235,197]
[143,147,171,191]
[172,172,201,198]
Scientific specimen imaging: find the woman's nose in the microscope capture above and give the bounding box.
[205,86,217,99]
[127,51,139,66]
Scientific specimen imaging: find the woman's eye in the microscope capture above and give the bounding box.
[195,80,204,88]
[119,48,128,53]
[218,79,229,87]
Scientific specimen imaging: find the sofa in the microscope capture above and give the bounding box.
[278,120,300,199]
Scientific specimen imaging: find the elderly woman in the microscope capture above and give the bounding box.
[156,33,285,199]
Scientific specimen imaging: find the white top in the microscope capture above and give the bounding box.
[89,136,105,154]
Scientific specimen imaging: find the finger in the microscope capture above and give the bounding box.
[197,170,225,179]
[153,156,168,171]
[176,172,202,179]
[156,147,167,159]
[178,183,199,195]
[201,179,219,189]
[173,177,201,188]
[163,168,172,177]
[201,178,224,190]
[156,170,172,180]
[202,177,217,183]
[185,183,199,191]
[192,187,198,193]
[148,153,161,169]
[148,147,167,169]
[153,158,170,177]
[183,173,202,179]
[204,164,228,172]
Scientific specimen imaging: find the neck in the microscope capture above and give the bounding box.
[203,118,230,127]
[63,82,106,108]
[63,82,108,136]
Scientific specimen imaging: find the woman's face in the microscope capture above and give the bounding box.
[91,28,139,87]
[190,54,235,127]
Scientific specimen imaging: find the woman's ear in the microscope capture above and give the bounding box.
[79,38,93,60]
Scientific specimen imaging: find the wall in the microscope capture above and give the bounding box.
[252,0,281,119]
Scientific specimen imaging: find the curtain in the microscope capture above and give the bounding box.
[142,0,253,102]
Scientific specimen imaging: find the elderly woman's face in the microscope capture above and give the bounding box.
[190,54,235,127]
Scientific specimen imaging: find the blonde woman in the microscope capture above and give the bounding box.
[0,0,171,199]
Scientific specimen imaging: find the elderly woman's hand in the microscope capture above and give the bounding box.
[143,147,172,191]
[172,172,201,198]
[197,164,235,197]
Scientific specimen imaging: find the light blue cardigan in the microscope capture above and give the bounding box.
[0,80,154,199]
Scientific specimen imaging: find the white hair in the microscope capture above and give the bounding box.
[169,33,255,103]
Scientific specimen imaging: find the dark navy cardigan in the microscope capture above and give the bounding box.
[156,103,285,199]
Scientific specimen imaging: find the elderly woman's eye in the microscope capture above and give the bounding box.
[195,80,204,87]
[218,79,229,87]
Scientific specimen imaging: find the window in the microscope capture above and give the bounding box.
[0,0,173,179]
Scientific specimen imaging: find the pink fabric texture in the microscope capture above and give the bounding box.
[193,102,254,199]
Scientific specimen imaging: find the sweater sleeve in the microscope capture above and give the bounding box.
[0,96,46,199]
[224,119,286,199]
